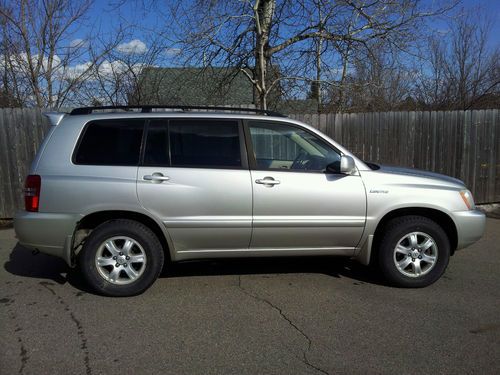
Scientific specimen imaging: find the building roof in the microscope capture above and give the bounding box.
[129,67,255,106]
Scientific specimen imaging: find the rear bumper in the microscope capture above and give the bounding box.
[452,210,486,250]
[14,211,81,265]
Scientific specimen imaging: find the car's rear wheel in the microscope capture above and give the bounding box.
[377,215,450,287]
[79,219,164,296]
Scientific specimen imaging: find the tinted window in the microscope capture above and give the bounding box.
[169,120,241,168]
[75,120,144,165]
[249,121,341,172]
[144,120,169,166]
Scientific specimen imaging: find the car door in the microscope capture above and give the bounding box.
[247,120,366,254]
[137,118,252,254]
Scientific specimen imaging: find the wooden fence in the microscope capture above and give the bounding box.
[0,108,50,218]
[0,108,498,218]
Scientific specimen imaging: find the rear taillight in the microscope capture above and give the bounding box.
[24,175,41,212]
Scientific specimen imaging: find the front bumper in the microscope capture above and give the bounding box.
[14,211,81,265]
[452,209,486,250]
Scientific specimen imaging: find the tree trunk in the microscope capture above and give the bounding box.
[253,0,275,110]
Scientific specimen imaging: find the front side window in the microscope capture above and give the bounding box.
[74,119,144,165]
[168,120,241,168]
[249,121,341,172]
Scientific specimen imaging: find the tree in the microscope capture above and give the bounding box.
[415,7,500,110]
[166,0,456,110]
[0,0,118,107]
[74,35,169,106]
[336,42,415,112]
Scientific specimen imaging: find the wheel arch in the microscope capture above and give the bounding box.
[369,207,458,265]
[74,210,172,263]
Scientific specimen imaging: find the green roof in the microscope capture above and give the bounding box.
[130,67,255,106]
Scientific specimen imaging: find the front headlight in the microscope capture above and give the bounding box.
[459,189,475,210]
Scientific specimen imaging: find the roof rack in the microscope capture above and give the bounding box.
[69,105,286,117]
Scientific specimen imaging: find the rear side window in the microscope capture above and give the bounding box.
[74,119,144,165]
[144,119,241,168]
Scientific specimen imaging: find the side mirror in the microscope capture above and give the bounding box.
[340,155,356,174]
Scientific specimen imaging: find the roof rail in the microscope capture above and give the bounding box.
[69,105,286,117]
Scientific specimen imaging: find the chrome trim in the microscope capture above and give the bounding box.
[253,217,366,227]
[175,247,356,260]
[163,218,251,228]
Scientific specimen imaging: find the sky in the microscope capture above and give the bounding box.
[438,0,500,46]
[75,0,500,60]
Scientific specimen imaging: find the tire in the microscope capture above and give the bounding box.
[79,219,164,296]
[377,215,450,288]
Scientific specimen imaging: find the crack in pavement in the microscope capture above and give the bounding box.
[2,293,29,375]
[39,282,92,375]
[17,334,28,375]
[6,308,29,374]
[237,275,330,375]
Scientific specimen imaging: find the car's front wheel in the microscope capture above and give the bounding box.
[377,215,450,287]
[79,219,164,296]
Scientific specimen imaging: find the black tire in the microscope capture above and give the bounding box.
[79,219,164,297]
[377,215,450,288]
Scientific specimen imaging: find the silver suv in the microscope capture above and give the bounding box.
[14,106,485,296]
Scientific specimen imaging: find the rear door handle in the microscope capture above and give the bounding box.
[143,173,170,183]
[255,177,280,186]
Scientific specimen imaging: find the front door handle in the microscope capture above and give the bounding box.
[255,177,280,186]
[143,173,170,183]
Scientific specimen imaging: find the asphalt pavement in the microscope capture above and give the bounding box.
[1,219,499,375]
